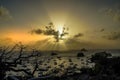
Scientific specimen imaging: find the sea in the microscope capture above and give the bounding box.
[6,49,120,77]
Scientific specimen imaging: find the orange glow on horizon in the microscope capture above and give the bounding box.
[7,32,46,43]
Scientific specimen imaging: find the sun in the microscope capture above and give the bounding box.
[55,24,69,43]
[57,26,63,38]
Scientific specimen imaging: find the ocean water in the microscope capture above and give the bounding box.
[6,49,120,77]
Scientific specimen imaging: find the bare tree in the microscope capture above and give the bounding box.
[0,43,41,80]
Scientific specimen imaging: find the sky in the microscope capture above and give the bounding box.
[0,0,120,50]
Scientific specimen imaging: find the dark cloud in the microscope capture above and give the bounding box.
[0,6,12,20]
[31,29,43,34]
[73,33,84,38]
[100,28,105,32]
[104,6,120,22]
[103,32,120,40]
[30,22,69,42]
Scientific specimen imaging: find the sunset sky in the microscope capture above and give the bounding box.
[0,0,120,50]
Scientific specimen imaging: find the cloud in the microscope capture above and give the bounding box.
[0,6,12,21]
[73,33,84,38]
[103,32,120,40]
[28,37,98,50]
[31,29,43,34]
[30,22,69,42]
[64,37,97,50]
[100,28,105,32]
[104,6,120,22]
[0,38,14,46]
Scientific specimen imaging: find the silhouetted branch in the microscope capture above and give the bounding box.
[0,43,41,79]
[10,68,32,76]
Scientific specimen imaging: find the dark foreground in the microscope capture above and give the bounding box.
[0,45,120,80]
[29,52,120,80]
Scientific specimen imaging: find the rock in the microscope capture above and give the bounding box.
[51,52,58,56]
[68,58,72,62]
[54,62,57,65]
[77,52,85,57]
[81,48,88,52]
